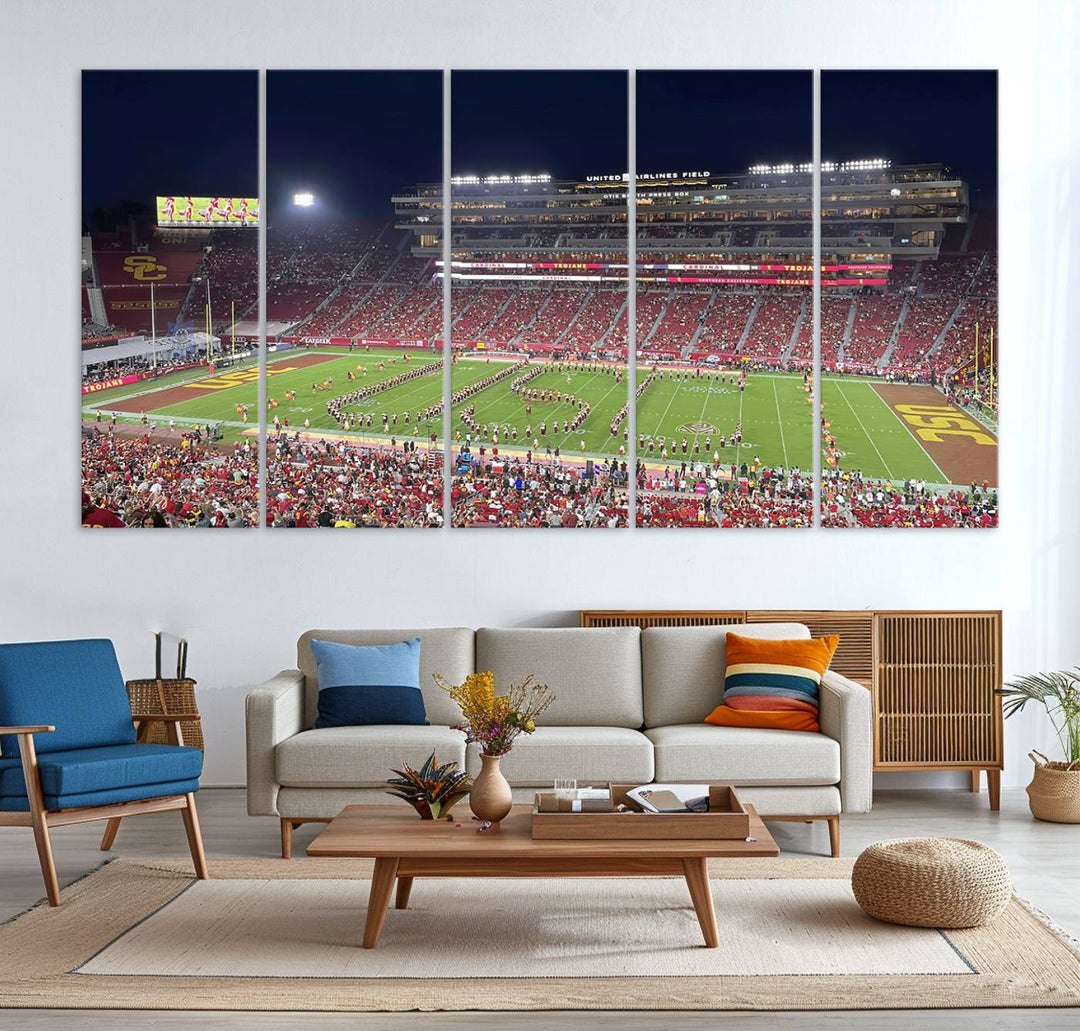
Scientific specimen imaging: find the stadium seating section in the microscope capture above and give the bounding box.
[84,216,997,380]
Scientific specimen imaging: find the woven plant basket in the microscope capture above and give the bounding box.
[1027,750,1080,823]
[851,837,1013,928]
[125,678,203,751]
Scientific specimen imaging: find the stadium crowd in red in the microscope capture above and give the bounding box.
[451,454,627,527]
[266,436,443,527]
[81,428,258,527]
[821,471,998,528]
[636,462,813,528]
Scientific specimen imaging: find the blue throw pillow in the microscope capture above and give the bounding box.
[310,638,428,728]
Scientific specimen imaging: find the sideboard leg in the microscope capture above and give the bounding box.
[970,769,981,793]
[986,770,1001,811]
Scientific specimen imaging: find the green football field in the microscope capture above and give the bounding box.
[82,351,953,483]
[820,377,945,483]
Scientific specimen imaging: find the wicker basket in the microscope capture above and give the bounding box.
[852,837,1012,928]
[1027,751,1080,823]
[125,678,203,751]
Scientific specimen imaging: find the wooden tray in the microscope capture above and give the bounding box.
[531,784,751,840]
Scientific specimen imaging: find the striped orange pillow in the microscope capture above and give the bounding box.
[704,633,839,733]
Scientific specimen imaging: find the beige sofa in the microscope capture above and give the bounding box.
[246,624,872,857]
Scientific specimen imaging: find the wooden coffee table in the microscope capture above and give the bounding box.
[307,803,779,949]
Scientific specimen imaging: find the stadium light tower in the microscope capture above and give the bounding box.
[293,192,315,207]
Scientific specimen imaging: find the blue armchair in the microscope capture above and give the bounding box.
[0,639,208,906]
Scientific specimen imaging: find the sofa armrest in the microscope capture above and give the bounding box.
[245,669,304,816]
[819,669,873,813]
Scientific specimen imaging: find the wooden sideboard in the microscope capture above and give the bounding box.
[579,609,1003,809]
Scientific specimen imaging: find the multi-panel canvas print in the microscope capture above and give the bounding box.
[634,72,814,528]
[448,71,630,528]
[79,68,997,531]
[818,71,998,528]
[265,71,444,528]
[81,71,259,528]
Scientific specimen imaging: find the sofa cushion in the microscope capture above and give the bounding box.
[466,726,654,787]
[706,633,839,734]
[729,784,842,817]
[298,629,473,730]
[310,637,428,729]
[641,623,811,728]
[475,627,643,728]
[276,725,467,788]
[645,724,840,785]
[0,640,136,757]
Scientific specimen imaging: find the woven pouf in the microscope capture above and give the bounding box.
[852,837,1013,928]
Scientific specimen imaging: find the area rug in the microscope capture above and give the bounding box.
[1,857,1078,1011]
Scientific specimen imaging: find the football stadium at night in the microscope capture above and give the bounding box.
[81,70,997,529]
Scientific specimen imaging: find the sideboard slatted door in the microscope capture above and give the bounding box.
[579,611,745,629]
[874,611,1002,774]
[745,610,874,688]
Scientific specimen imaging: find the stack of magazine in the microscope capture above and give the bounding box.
[626,784,710,813]
[535,784,712,814]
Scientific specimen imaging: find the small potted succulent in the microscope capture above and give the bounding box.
[1000,668,1080,823]
[385,751,472,820]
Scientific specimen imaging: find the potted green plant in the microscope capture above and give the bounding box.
[1000,668,1080,823]
[385,752,472,820]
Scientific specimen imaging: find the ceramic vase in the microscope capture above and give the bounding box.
[469,752,513,824]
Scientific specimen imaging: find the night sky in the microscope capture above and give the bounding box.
[451,71,627,178]
[82,71,257,228]
[267,71,441,222]
[637,71,811,175]
[823,70,998,205]
[82,68,998,227]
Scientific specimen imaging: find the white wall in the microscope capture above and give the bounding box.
[1,0,1076,788]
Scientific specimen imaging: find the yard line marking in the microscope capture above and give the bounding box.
[833,380,896,480]
[866,382,950,484]
[550,370,623,455]
[772,376,789,468]
[695,373,716,437]
[735,384,745,468]
[342,361,480,417]
[648,374,685,443]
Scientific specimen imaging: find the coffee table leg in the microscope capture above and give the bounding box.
[395,875,414,910]
[363,857,399,948]
[683,857,719,948]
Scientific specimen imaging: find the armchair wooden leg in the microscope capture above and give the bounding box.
[181,793,209,880]
[281,818,294,860]
[30,812,61,907]
[827,816,841,858]
[100,817,122,851]
[16,731,61,906]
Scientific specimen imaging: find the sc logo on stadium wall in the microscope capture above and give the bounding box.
[123,255,167,281]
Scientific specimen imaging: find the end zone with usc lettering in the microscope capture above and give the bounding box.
[873,383,997,488]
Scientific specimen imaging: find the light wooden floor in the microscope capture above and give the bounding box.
[1,787,1077,1030]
